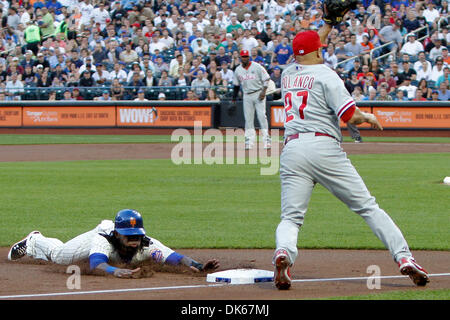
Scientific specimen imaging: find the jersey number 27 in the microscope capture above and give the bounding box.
[284,91,308,123]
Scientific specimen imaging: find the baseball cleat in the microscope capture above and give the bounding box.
[7,231,40,261]
[273,249,292,290]
[398,257,430,286]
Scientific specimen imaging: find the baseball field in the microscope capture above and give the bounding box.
[0,129,449,302]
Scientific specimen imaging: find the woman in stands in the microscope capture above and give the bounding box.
[417,79,433,100]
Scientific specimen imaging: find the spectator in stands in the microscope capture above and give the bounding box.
[206,88,220,101]
[120,42,139,64]
[344,33,364,60]
[413,88,428,101]
[126,62,145,83]
[273,36,293,67]
[92,63,111,86]
[400,33,424,57]
[369,59,383,80]
[78,70,95,87]
[422,1,441,28]
[134,88,148,101]
[390,62,405,86]
[378,68,397,93]
[429,37,446,62]
[191,70,210,100]
[62,90,75,101]
[430,89,440,101]
[184,89,199,101]
[211,70,228,96]
[403,9,420,33]
[436,66,450,88]
[345,71,364,95]
[394,89,408,102]
[398,76,417,100]
[401,60,417,80]
[110,78,125,100]
[440,47,450,65]
[188,56,207,80]
[437,81,450,100]
[323,43,338,70]
[417,79,433,100]
[416,60,433,82]
[334,39,353,71]
[153,55,170,79]
[378,19,403,56]
[127,71,145,99]
[431,56,446,82]
[5,73,24,101]
[363,86,377,101]
[158,70,173,87]
[376,85,393,101]
[216,46,232,66]
[95,90,112,101]
[169,54,185,79]
[110,63,128,83]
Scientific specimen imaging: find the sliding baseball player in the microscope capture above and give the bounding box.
[8,209,219,278]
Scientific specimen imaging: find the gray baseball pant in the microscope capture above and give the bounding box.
[243,91,270,145]
[275,133,412,265]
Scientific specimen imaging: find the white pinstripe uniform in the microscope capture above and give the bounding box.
[233,61,271,147]
[25,220,174,265]
[275,62,413,266]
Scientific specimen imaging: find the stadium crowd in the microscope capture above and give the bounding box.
[0,0,448,102]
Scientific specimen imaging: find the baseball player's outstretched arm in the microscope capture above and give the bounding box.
[89,253,140,278]
[95,262,141,278]
[318,23,333,45]
[165,251,220,272]
[348,107,383,130]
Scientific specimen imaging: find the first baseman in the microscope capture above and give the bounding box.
[8,209,219,278]
[272,22,429,289]
[232,49,271,150]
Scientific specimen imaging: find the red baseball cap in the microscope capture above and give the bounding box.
[240,50,250,57]
[292,31,326,56]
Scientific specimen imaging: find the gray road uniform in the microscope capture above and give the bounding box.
[233,61,271,147]
[275,62,413,266]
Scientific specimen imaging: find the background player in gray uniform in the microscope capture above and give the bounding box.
[8,209,219,278]
[232,49,271,149]
[272,24,429,290]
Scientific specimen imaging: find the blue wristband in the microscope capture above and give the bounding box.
[106,266,117,274]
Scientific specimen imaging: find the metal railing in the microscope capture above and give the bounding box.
[403,25,430,43]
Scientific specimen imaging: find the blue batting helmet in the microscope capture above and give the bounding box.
[114,209,146,236]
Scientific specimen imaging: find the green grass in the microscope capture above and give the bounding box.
[326,288,450,300]
[0,153,449,250]
[0,134,449,145]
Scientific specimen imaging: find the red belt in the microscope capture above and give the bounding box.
[284,132,337,145]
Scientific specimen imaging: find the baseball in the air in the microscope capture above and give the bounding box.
[444,177,450,185]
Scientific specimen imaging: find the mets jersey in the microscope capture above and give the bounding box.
[281,63,356,141]
[233,61,271,94]
[89,220,175,264]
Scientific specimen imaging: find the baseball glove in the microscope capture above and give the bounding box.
[322,0,359,26]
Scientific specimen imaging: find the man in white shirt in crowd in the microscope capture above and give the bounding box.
[397,76,417,100]
[400,34,424,57]
[240,29,259,52]
[5,72,24,101]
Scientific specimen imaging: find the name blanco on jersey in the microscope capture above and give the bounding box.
[282,75,315,90]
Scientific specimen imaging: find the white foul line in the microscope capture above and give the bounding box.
[0,273,449,300]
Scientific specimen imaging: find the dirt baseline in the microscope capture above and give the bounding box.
[1,248,449,300]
